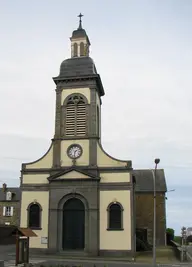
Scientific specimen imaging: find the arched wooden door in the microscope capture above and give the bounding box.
[63,198,85,250]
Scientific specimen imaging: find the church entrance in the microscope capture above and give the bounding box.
[63,198,85,250]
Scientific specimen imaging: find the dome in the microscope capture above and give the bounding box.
[72,28,87,39]
[71,28,90,45]
[57,56,97,78]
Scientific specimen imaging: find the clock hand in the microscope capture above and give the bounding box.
[74,149,78,157]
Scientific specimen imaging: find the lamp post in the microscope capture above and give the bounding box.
[152,158,160,267]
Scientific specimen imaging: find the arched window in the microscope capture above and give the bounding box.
[28,203,41,229]
[65,94,87,137]
[73,43,78,57]
[80,42,85,56]
[107,203,123,230]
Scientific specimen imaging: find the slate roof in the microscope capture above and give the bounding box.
[57,57,97,78]
[53,56,105,96]
[0,187,21,201]
[71,28,90,45]
[133,169,167,192]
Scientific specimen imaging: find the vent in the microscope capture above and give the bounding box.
[76,104,86,136]
[65,95,87,137]
[66,105,76,136]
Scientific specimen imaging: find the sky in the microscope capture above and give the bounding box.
[0,0,192,235]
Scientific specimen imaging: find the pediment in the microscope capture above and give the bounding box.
[47,167,100,182]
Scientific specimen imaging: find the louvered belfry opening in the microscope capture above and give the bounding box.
[65,94,87,137]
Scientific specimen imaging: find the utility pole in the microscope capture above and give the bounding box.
[181,226,187,261]
[152,158,160,267]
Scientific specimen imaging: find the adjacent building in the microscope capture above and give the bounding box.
[0,183,20,226]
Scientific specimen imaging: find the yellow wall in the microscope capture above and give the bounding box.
[99,190,131,250]
[60,140,89,166]
[24,145,53,169]
[71,38,88,57]
[20,191,49,249]
[22,174,49,184]
[100,172,130,183]
[97,143,128,167]
[61,88,90,105]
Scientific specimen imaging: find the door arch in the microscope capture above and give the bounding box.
[63,198,85,250]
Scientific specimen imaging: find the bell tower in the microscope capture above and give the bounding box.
[52,14,105,168]
[70,13,90,58]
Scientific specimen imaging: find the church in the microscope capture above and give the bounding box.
[19,15,167,257]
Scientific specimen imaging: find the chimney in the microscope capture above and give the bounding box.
[2,183,7,192]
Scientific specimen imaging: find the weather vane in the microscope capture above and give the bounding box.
[78,13,83,29]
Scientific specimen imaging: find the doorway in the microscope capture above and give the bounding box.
[63,198,85,250]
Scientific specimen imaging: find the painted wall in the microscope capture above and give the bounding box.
[100,172,130,183]
[22,174,49,184]
[97,143,128,167]
[61,88,90,105]
[71,39,88,57]
[60,139,89,166]
[24,144,53,169]
[99,190,132,250]
[20,191,49,249]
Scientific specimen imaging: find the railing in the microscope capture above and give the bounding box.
[170,240,192,262]
[170,240,183,261]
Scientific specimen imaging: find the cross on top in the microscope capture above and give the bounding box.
[78,13,83,22]
[78,13,83,29]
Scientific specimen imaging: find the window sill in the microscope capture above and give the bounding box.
[29,227,42,230]
[107,228,124,231]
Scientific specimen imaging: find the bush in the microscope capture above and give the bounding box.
[166,228,175,245]
[166,228,175,237]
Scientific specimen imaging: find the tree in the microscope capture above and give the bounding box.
[166,228,175,237]
[166,228,175,245]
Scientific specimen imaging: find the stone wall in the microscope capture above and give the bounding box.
[0,202,20,226]
[135,192,166,246]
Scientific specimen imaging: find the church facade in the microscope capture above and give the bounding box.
[20,16,136,257]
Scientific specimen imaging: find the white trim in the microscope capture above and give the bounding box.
[3,206,6,216]
[10,206,14,216]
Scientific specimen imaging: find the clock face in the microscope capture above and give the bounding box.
[67,144,82,159]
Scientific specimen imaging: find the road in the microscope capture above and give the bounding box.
[1,246,192,267]
[3,258,192,267]
[0,245,15,261]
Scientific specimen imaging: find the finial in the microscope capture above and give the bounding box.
[78,13,83,29]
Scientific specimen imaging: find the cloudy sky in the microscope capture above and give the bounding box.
[0,0,191,235]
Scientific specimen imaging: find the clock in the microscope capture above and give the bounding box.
[67,144,83,159]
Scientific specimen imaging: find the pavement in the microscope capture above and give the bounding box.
[1,245,192,267]
[3,258,192,267]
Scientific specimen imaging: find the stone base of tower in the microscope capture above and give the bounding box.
[99,250,134,258]
[29,248,135,259]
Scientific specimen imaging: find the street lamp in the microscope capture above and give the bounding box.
[151,158,160,267]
